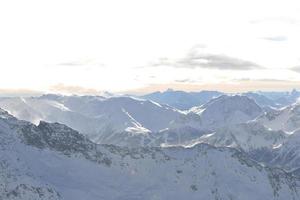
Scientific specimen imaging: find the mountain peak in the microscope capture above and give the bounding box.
[190,95,263,130]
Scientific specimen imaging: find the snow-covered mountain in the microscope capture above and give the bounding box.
[248,128,300,172]
[141,89,300,110]
[189,95,263,130]
[1,108,299,200]
[0,94,270,148]
[258,102,300,133]
[268,129,300,170]
[141,89,223,110]
[0,94,268,147]
[0,95,203,145]
[181,122,287,151]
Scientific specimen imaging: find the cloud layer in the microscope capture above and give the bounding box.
[261,36,288,42]
[291,66,300,73]
[150,52,262,71]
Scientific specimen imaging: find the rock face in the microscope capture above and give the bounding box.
[1,108,299,200]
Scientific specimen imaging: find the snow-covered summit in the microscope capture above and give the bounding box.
[190,95,263,130]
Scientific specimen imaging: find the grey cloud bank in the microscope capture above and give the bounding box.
[150,53,263,71]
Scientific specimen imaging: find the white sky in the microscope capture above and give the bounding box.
[1,0,300,94]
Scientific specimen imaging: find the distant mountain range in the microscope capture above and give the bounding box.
[141,89,300,110]
[1,89,300,199]
[141,89,223,110]
[0,93,269,147]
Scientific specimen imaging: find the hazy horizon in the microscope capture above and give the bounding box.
[0,85,299,97]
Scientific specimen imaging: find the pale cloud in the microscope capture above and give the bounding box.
[250,17,300,25]
[178,53,262,70]
[174,79,196,83]
[57,59,105,68]
[261,36,288,42]
[58,62,85,67]
[290,66,300,73]
[149,51,263,71]
[233,78,289,82]
[49,84,100,95]
[0,88,42,97]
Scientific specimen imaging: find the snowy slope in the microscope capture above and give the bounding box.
[0,109,61,200]
[258,102,300,132]
[0,109,299,200]
[264,129,300,171]
[177,122,287,152]
[244,128,300,173]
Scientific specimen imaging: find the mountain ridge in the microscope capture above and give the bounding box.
[1,109,299,199]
